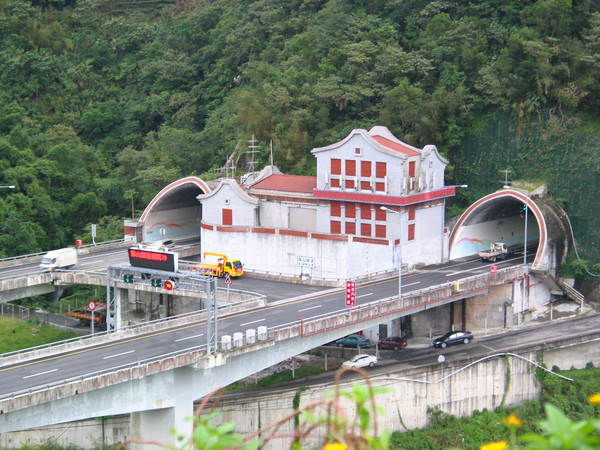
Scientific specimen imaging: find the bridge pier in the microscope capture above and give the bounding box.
[130,397,193,449]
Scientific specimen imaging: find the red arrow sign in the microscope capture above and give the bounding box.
[345,281,356,306]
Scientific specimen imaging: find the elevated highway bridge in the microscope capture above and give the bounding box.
[0,182,582,444]
[0,259,537,443]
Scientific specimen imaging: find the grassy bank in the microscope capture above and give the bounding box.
[0,316,78,354]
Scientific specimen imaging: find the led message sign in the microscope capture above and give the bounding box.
[128,248,178,272]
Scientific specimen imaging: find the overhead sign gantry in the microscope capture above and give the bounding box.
[106,248,219,354]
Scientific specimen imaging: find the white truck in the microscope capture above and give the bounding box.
[478,242,508,262]
[39,247,78,270]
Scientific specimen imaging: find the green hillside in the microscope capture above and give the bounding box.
[0,0,598,265]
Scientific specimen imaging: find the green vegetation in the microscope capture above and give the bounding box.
[0,316,78,353]
[0,0,597,267]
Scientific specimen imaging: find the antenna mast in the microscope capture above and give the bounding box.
[247,135,260,172]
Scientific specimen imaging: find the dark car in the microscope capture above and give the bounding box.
[335,334,371,348]
[377,336,407,351]
[432,331,474,348]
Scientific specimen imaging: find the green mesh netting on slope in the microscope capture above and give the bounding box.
[455,111,600,265]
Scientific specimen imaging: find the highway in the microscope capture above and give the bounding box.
[0,247,129,280]
[0,251,531,399]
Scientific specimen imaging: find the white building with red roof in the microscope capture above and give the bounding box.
[197,126,456,281]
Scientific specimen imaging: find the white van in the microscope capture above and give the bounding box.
[40,248,78,270]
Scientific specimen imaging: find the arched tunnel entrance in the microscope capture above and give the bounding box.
[138,177,211,243]
[449,189,545,268]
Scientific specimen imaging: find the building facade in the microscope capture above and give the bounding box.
[197,126,456,281]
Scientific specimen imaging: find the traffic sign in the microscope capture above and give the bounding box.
[128,247,178,272]
[345,280,356,307]
[224,273,232,284]
[88,301,97,311]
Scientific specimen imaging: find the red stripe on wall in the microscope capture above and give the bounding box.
[252,227,276,234]
[280,230,309,237]
[216,226,248,232]
[311,233,349,241]
[313,187,456,205]
[353,236,388,245]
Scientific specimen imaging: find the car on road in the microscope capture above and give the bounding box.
[432,331,474,348]
[342,354,378,368]
[377,336,407,351]
[335,334,371,348]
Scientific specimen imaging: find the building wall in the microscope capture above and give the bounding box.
[314,133,406,195]
[258,201,318,231]
[420,146,447,191]
[199,183,257,227]
[199,199,446,280]
[200,224,396,280]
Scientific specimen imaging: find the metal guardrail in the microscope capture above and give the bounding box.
[242,267,404,285]
[559,281,585,304]
[0,303,31,321]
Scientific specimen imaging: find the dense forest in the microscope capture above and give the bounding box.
[0,0,598,267]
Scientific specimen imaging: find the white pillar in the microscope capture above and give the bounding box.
[130,397,194,449]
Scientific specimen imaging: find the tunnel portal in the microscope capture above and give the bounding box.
[139,177,211,243]
[449,189,546,268]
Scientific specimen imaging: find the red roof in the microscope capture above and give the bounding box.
[251,174,316,194]
[372,135,420,157]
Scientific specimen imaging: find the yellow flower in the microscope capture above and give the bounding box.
[323,443,347,450]
[589,393,600,405]
[502,413,523,428]
[480,441,508,450]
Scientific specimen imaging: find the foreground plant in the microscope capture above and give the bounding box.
[480,393,600,450]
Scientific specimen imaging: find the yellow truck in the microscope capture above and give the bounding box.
[192,252,244,278]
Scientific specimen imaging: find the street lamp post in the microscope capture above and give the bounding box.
[380,206,402,300]
[0,186,15,189]
[523,202,528,265]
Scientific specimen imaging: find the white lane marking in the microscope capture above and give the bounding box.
[357,293,373,298]
[175,334,204,342]
[299,305,322,312]
[446,270,477,277]
[240,318,266,327]
[103,350,135,359]
[403,282,421,287]
[23,369,58,379]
